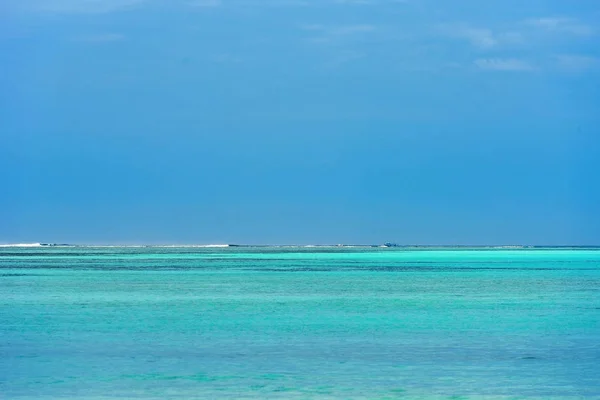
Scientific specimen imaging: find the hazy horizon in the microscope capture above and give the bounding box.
[2,241,600,248]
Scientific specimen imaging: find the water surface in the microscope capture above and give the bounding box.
[1,247,599,399]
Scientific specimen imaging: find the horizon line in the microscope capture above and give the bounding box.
[1,242,600,248]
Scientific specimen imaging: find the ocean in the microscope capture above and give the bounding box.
[1,246,599,399]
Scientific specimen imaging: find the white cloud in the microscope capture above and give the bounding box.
[526,17,595,36]
[475,58,535,71]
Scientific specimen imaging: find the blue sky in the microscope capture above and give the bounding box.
[1,0,599,245]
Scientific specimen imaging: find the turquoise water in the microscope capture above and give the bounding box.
[1,247,599,399]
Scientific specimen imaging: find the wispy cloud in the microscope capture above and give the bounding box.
[188,0,221,8]
[302,24,376,43]
[182,0,405,7]
[333,0,408,4]
[303,24,376,35]
[330,25,376,35]
[300,24,374,67]
[200,0,309,8]
[556,55,600,71]
[334,0,375,4]
[526,17,595,36]
[441,25,522,49]
[475,58,535,71]
[455,27,496,48]
[442,17,594,52]
[22,0,145,14]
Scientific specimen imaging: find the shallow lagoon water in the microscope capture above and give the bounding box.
[1,247,599,399]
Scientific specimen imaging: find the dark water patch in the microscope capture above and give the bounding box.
[119,373,218,382]
[273,387,296,392]
[0,273,47,277]
[3,265,598,272]
[244,266,599,272]
[257,268,339,272]
[0,252,109,257]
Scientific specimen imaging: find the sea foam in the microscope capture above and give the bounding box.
[0,243,43,247]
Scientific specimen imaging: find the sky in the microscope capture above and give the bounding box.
[1,0,599,245]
